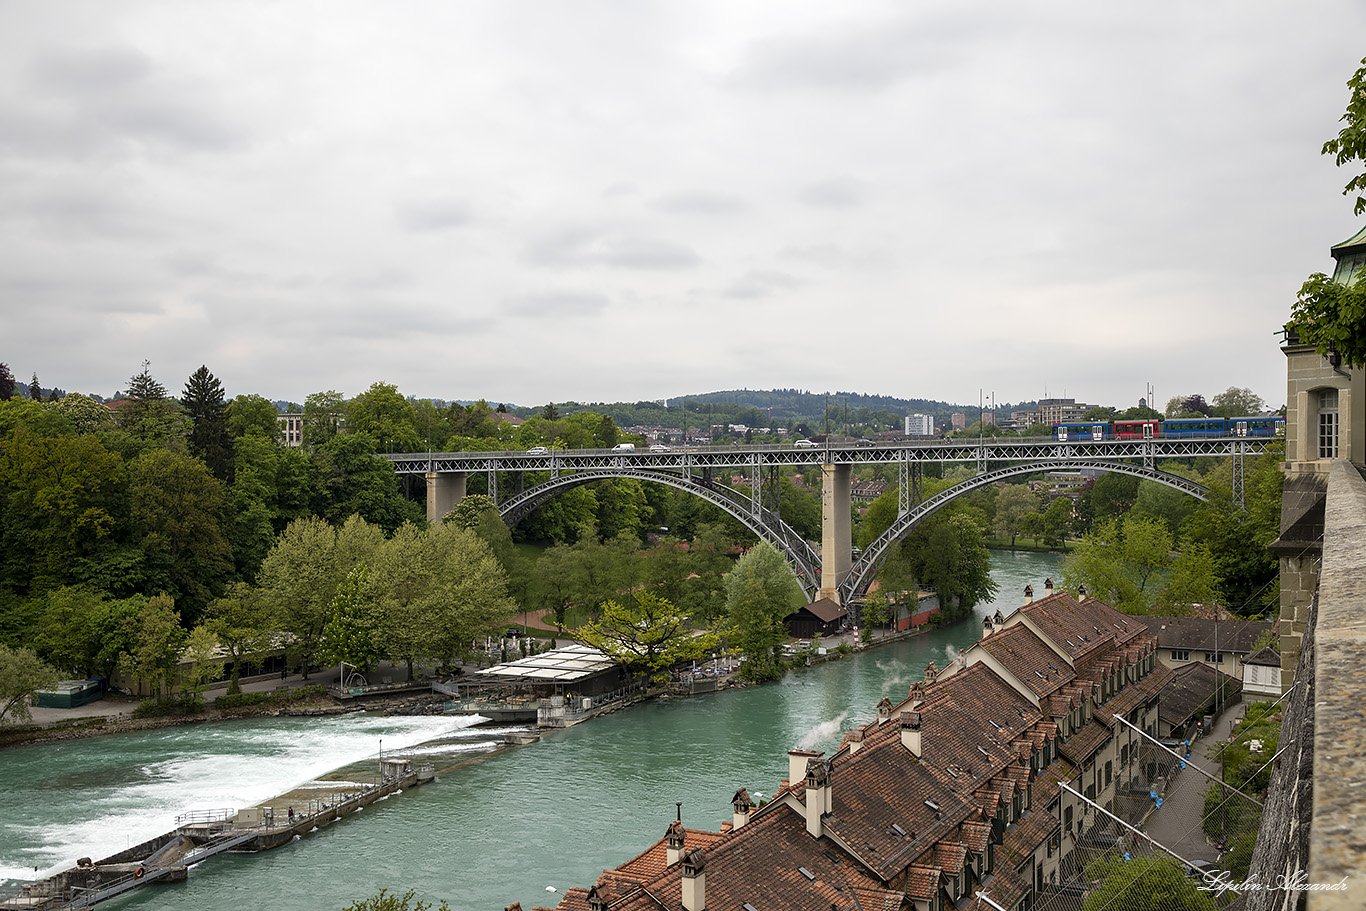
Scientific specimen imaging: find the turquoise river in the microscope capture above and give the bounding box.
[0,551,1061,911]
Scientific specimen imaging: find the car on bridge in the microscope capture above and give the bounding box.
[649,444,671,452]
[794,439,817,448]
[526,446,549,455]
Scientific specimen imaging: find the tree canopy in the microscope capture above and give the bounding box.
[577,592,719,682]
[1323,56,1366,216]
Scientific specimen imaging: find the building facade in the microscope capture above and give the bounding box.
[906,414,935,436]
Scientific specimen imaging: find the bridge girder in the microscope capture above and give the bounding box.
[839,459,1211,604]
[498,468,822,600]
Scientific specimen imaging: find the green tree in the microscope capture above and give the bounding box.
[0,362,13,401]
[116,360,183,445]
[905,513,997,616]
[227,394,282,442]
[312,432,423,533]
[1323,55,1366,216]
[180,624,221,695]
[1299,57,1366,385]
[53,393,114,435]
[0,426,129,598]
[0,643,60,725]
[445,494,499,531]
[257,515,384,677]
[1063,514,1220,615]
[303,390,348,448]
[28,373,40,401]
[1182,443,1284,613]
[724,542,803,681]
[992,484,1040,547]
[319,565,384,673]
[348,382,420,453]
[1210,386,1266,418]
[204,582,273,687]
[577,592,720,682]
[127,449,233,622]
[344,889,450,911]
[1080,855,1216,911]
[1291,267,1366,370]
[125,594,186,698]
[370,522,514,675]
[183,366,234,482]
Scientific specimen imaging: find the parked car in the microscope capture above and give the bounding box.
[526,446,549,455]
[794,439,817,449]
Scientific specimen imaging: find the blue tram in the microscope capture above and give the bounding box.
[1051,416,1283,441]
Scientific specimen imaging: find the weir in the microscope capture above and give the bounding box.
[0,759,435,910]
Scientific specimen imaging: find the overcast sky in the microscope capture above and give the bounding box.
[2,2,1363,413]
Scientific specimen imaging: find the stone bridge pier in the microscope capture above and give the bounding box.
[426,471,466,522]
[819,464,852,604]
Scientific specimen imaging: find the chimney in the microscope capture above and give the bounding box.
[732,788,754,830]
[845,728,865,755]
[994,610,1006,627]
[805,760,830,838]
[925,661,939,685]
[1024,583,1034,603]
[788,749,822,786]
[876,697,894,723]
[506,905,523,911]
[983,614,994,638]
[681,848,706,911]
[1044,578,1054,597]
[900,712,923,757]
[1078,584,1087,602]
[666,819,686,866]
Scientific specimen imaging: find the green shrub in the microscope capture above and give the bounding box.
[215,684,324,711]
[132,695,206,718]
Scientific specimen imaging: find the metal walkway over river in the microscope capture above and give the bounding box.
[385,435,1270,605]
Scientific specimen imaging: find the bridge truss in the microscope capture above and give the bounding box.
[385,436,1267,603]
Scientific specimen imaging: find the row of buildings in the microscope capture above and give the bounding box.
[518,587,1233,911]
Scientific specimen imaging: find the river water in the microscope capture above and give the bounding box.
[0,551,1060,911]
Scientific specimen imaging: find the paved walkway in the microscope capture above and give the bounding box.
[1143,698,1248,864]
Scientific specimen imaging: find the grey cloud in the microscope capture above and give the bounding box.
[524,226,701,270]
[601,237,700,270]
[30,46,151,91]
[729,11,994,92]
[723,270,804,300]
[799,178,865,208]
[506,291,610,318]
[653,191,746,215]
[779,243,846,265]
[14,44,246,154]
[395,200,474,232]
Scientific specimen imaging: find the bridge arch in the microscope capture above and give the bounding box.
[497,468,821,600]
[840,459,1210,603]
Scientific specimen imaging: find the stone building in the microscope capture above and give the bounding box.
[1272,224,1366,690]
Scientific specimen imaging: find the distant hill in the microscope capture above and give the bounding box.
[507,388,1037,432]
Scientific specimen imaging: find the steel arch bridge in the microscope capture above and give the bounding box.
[499,467,823,600]
[385,435,1268,605]
[840,459,1209,604]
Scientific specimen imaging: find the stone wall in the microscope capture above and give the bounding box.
[1248,461,1366,909]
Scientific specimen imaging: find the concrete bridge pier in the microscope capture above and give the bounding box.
[426,471,466,522]
[819,464,852,604]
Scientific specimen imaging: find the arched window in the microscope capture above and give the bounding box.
[1318,388,1339,459]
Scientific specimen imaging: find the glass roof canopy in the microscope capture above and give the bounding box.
[480,644,617,682]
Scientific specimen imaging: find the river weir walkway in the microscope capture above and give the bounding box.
[0,758,435,910]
